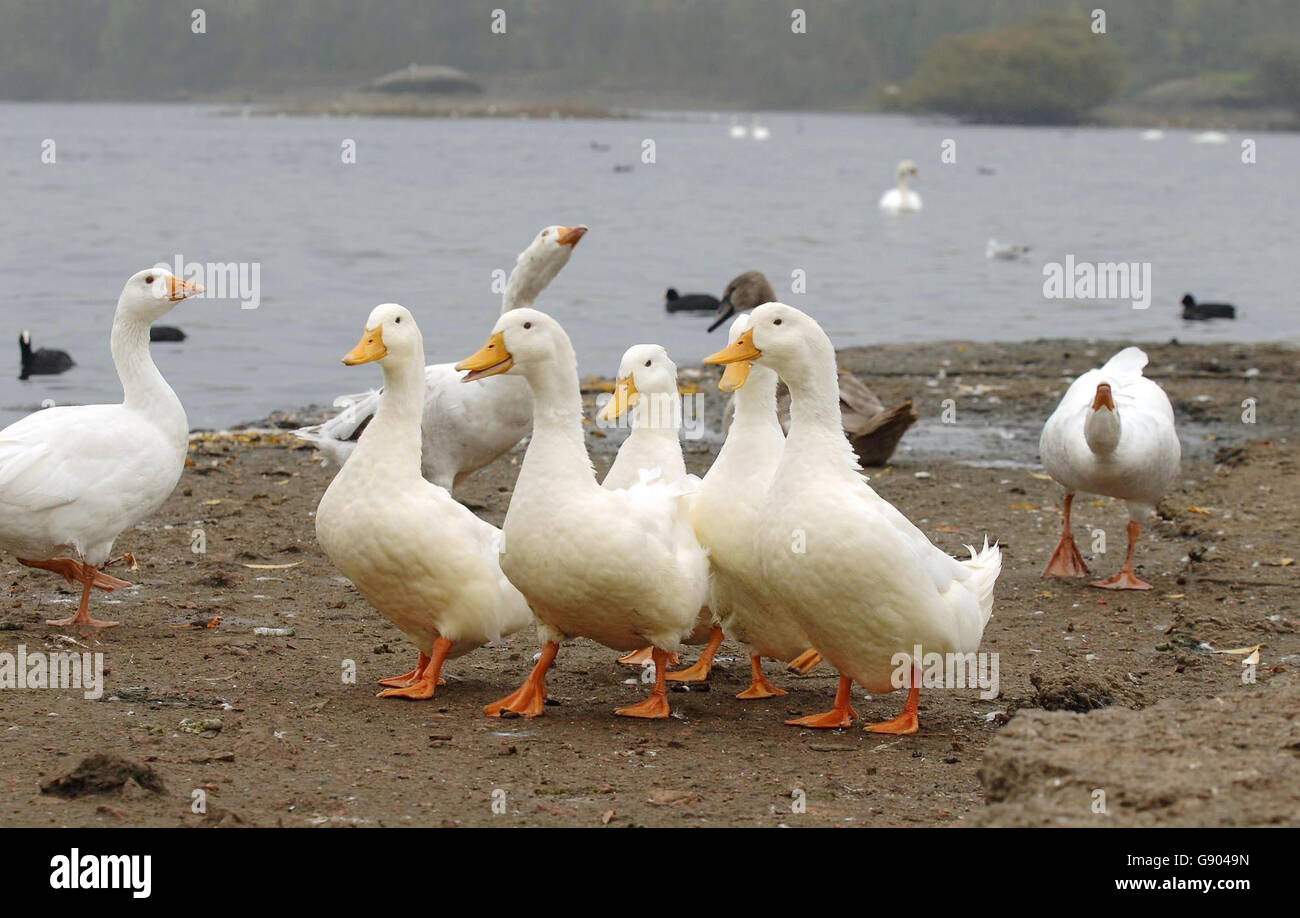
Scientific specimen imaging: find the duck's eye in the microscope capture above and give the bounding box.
[394,316,401,324]
[144,275,154,285]
[773,318,783,326]
[644,359,652,367]
[523,322,532,330]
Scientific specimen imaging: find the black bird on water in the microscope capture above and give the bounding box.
[150,325,187,342]
[665,288,720,313]
[1181,293,1236,321]
[18,330,74,380]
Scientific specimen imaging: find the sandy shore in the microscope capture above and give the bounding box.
[2,338,1296,827]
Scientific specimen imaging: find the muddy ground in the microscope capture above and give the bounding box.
[1,338,1296,827]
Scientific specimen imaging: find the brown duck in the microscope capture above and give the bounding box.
[713,271,917,467]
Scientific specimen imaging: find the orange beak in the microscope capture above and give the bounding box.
[168,275,203,301]
[1092,382,1115,411]
[704,329,762,391]
[556,225,588,247]
[343,325,387,365]
[455,331,513,382]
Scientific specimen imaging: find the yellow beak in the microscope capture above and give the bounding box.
[599,375,639,421]
[455,331,513,382]
[343,324,386,365]
[703,329,762,391]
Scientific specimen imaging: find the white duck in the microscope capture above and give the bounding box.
[879,159,921,213]
[705,303,1001,732]
[296,224,587,493]
[0,268,201,627]
[1039,347,1180,590]
[692,312,821,699]
[598,344,720,679]
[314,304,532,698]
[455,309,709,719]
[986,238,1031,260]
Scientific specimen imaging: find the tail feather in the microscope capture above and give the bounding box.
[961,536,1001,628]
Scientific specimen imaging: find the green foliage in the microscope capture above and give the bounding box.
[0,0,1295,115]
[902,15,1124,124]
[1257,43,1300,112]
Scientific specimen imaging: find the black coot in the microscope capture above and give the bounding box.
[1181,294,1235,320]
[665,288,720,313]
[150,325,187,342]
[18,330,74,380]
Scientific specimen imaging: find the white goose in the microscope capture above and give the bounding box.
[598,344,720,679]
[705,303,1001,732]
[314,304,532,699]
[1039,347,1180,590]
[879,159,921,213]
[0,268,201,627]
[692,313,821,699]
[296,225,587,493]
[455,309,709,719]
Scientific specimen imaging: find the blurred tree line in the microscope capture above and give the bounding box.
[0,0,1296,116]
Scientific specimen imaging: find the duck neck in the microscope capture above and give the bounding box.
[1084,407,1121,455]
[354,349,426,474]
[518,343,596,488]
[731,366,780,429]
[112,305,185,430]
[501,254,556,315]
[781,346,859,472]
[630,390,682,435]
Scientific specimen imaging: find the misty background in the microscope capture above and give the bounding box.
[1,0,1299,125]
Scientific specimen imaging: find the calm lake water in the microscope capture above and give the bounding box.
[1,103,1296,430]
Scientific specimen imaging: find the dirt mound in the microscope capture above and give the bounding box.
[973,677,1300,826]
[41,754,167,798]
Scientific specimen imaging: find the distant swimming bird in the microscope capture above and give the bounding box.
[728,116,748,139]
[879,159,921,213]
[1139,129,1165,141]
[664,288,719,313]
[977,166,996,175]
[589,141,611,152]
[750,117,770,141]
[1180,293,1236,321]
[1191,131,1228,144]
[986,238,1031,260]
[149,325,186,342]
[613,164,633,173]
[18,331,74,380]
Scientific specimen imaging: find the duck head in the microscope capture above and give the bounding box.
[342,303,422,368]
[599,344,679,424]
[1083,381,1121,454]
[456,307,570,383]
[704,302,832,392]
[504,224,588,310]
[119,268,203,323]
[708,270,777,332]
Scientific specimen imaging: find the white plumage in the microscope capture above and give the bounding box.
[455,309,709,719]
[0,268,201,627]
[314,304,531,699]
[879,159,922,213]
[705,303,1000,732]
[691,313,820,698]
[1039,346,1181,589]
[296,225,586,493]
